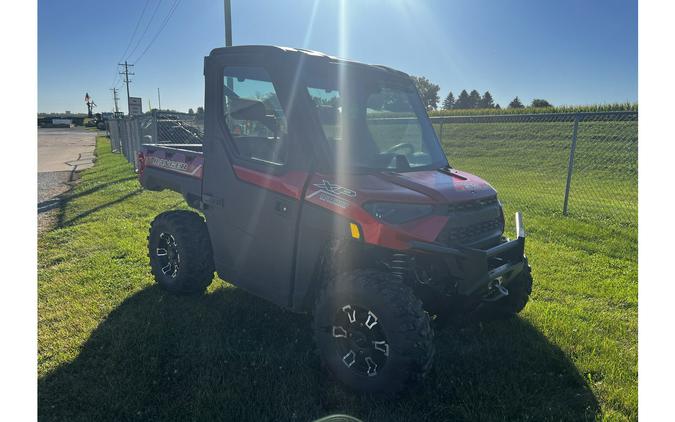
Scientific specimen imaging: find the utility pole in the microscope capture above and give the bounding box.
[224,0,233,92]
[109,88,120,114]
[157,88,161,111]
[224,0,232,46]
[118,60,135,114]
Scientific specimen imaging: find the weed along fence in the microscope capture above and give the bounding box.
[107,110,637,227]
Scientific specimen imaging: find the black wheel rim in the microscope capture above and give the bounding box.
[156,232,180,278]
[332,305,389,377]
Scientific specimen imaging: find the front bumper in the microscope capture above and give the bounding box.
[411,212,527,299]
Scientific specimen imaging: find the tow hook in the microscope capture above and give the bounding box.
[482,277,509,302]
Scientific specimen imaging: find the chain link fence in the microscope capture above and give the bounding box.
[431,111,637,228]
[107,110,637,228]
[107,111,204,169]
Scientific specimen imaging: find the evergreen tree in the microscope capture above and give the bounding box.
[455,90,471,109]
[442,91,455,110]
[480,91,495,108]
[495,103,501,109]
[508,97,524,109]
[468,90,481,108]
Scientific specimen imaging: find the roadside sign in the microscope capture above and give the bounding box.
[129,97,143,116]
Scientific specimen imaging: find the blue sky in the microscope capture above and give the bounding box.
[38,0,637,114]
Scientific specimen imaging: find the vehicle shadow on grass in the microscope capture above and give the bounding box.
[38,284,599,422]
[59,189,144,227]
[38,176,138,215]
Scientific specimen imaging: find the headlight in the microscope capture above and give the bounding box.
[363,202,434,224]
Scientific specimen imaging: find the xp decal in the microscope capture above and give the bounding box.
[307,179,356,209]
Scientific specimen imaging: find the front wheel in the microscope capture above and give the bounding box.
[313,270,434,394]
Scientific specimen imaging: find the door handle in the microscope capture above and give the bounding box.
[275,200,290,215]
[203,193,224,208]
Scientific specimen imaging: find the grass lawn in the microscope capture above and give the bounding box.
[38,136,637,421]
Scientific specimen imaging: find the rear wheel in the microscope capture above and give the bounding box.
[148,210,214,294]
[313,269,434,394]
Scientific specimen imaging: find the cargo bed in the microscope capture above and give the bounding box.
[139,144,204,208]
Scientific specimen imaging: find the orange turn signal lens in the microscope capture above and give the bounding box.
[349,222,361,240]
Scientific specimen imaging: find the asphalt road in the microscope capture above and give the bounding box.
[38,127,97,231]
[38,127,96,173]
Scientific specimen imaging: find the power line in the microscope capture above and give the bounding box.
[118,0,152,63]
[110,64,123,89]
[132,0,183,64]
[109,74,118,89]
[126,0,164,61]
[110,0,150,88]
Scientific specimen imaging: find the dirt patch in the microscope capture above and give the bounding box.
[37,171,80,235]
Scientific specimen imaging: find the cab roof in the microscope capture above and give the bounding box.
[207,45,409,79]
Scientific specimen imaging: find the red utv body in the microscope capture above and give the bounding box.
[139,46,531,394]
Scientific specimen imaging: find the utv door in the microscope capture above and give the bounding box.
[201,55,311,307]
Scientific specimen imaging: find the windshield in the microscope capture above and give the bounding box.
[304,64,448,172]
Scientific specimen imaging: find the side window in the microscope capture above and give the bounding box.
[223,66,288,166]
[307,87,341,143]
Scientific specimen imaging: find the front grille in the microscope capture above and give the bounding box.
[438,218,503,244]
[437,196,503,246]
[446,197,499,213]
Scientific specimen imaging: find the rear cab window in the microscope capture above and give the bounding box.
[223,66,288,166]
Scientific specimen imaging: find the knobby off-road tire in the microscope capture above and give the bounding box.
[313,269,434,394]
[148,210,214,294]
[479,264,533,320]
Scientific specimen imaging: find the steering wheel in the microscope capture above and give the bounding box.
[385,142,415,155]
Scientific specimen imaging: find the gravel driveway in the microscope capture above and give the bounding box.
[38,127,97,233]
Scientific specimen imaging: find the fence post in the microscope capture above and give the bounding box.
[132,118,138,165]
[563,113,580,215]
[124,119,131,162]
[439,121,444,142]
[116,119,122,152]
[152,110,159,144]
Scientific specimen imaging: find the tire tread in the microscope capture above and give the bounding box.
[147,210,214,294]
[313,269,434,393]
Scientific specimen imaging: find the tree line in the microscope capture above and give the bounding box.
[410,75,552,111]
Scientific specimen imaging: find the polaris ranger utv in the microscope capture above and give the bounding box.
[139,46,532,394]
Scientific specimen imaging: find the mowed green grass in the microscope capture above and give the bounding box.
[436,120,637,259]
[38,137,637,421]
